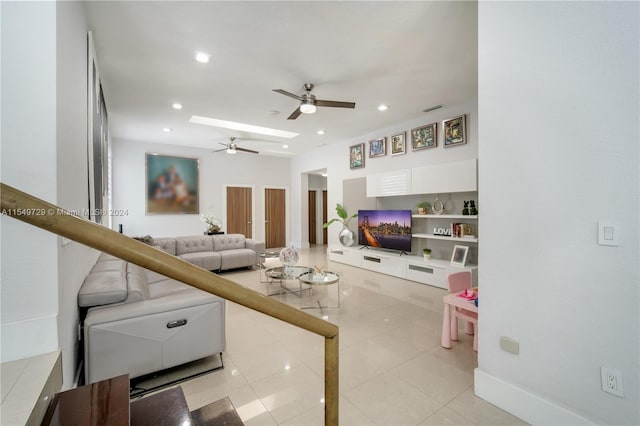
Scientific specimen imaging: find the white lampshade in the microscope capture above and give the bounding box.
[300,103,316,114]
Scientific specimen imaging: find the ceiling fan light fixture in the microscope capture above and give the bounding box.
[300,103,316,114]
[226,147,237,154]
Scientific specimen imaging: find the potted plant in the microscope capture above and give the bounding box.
[422,248,432,260]
[323,203,358,246]
[416,201,430,215]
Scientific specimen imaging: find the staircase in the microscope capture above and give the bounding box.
[41,374,243,426]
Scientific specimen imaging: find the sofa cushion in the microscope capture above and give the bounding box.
[176,236,214,256]
[219,249,257,270]
[212,234,246,252]
[125,264,150,303]
[91,259,127,273]
[178,252,221,271]
[78,271,127,307]
[153,238,177,255]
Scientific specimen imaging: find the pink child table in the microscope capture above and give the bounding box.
[441,290,478,351]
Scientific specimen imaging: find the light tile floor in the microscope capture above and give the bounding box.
[179,246,528,425]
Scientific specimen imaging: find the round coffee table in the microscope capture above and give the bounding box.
[297,270,340,310]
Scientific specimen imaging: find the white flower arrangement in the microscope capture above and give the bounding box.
[200,214,222,232]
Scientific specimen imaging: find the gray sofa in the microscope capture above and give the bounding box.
[152,234,265,271]
[79,253,227,384]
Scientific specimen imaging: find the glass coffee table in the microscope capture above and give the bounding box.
[297,270,340,311]
[264,265,314,296]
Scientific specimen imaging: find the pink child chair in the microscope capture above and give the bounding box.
[447,271,478,351]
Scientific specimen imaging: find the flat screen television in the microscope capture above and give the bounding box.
[357,209,412,252]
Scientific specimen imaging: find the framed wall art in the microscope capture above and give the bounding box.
[443,114,467,147]
[349,143,365,169]
[369,137,386,158]
[450,245,470,267]
[146,153,199,214]
[411,123,437,150]
[390,132,406,155]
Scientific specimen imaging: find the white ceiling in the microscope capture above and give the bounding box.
[84,1,478,157]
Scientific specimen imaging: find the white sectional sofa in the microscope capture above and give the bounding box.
[152,233,265,271]
[79,253,227,384]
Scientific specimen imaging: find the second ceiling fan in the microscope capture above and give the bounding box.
[273,83,356,120]
[213,137,258,155]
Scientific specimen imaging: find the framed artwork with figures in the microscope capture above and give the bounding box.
[390,132,406,155]
[349,143,365,169]
[443,114,467,147]
[146,153,199,214]
[411,123,437,150]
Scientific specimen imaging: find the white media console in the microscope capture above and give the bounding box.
[328,245,477,290]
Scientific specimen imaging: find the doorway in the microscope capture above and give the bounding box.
[226,186,252,238]
[264,188,286,249]
[322,190,328,244]
[309,190,317,244]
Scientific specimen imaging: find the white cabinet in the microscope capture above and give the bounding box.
[410,159,477,194]
[366,169,412,197]
[327,246,477,289]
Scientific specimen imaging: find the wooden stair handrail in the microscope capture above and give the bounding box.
[1,182,339,425]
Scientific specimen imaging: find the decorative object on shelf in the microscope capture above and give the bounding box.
[443,114,467,147]
[411,122,437,151]
[416,201,430,215]
[434,227,452,236]
[368,137,387,158]
[279,246,299,267]
[423,248,432,260]
[450,245,470,267]
[390,132,406,155]
[462,201,470,215]
[201,214,222,234]
[349,143,365,169]
[432,194,445,215]
[323,203,358,247]
[469,200,478,215]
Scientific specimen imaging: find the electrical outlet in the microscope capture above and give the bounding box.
[601,367,624,397]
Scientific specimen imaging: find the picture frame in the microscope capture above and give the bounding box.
[390,132,406,155]
[443,114,467,147]
[146,153,199,214]
[411,122,437,151]
[450,245,470,267]
[369,137,386,158]
[349,143,365,169]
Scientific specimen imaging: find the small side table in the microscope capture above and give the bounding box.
[259,251,281,283]
[298,270,340,311]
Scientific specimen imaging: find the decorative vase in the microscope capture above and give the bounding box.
[423,254,431,260]
[469,200,478,215]
[338,226,356,247]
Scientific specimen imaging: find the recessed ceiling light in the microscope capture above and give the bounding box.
[378,104,389,111]
[194,52,210,63]
[162,127,172,132]
[172,103,183,110]
[189,115,299,139]
[321,173,328,177]
[282,145,289,149]
[317,130,325,135]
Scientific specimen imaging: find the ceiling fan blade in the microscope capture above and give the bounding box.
[273,89,303,101]
[213,147,227,152]
[287,107,302,120]
[315,100,356,109]
[235,147,259,154]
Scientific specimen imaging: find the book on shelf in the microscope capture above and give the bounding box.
[450,222,475,238]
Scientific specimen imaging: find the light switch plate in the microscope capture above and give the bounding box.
[598,220,621,246]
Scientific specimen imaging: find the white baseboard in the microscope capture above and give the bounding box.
[474,368,596,425]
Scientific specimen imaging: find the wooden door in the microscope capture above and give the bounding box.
[322,190,328,244]
[264,188,286,249]
[226,186,252,238]
[308,190,317,244]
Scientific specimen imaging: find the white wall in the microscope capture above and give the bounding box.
[56,1,101,388]
[111,139,291,241]
[477,2,639,425]
[290,100,478,248]
[0,1,59,362]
